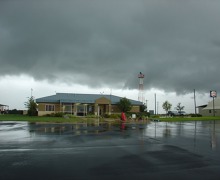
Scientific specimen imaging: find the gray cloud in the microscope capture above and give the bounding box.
[1,0,220,94]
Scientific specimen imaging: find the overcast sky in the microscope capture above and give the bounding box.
[0,0,219,112]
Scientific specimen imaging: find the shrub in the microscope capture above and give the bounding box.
[86,114,98,118]
[103,114,110,118]
[43,112,65,117]
[8,109,23,115]
[190,114,202,117]
[152,115,160,118]
[136,112,150,118]
[43,114,52,117]
[109,114,121,119]
[54,112,65,117]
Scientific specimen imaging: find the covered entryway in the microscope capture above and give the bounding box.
[94,97,112,116]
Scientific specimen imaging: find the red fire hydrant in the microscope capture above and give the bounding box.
[121,112,126,122]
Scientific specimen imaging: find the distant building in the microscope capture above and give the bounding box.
[36,93,143,116]
[197,105,207,115]
[0,104,9,114]
[198,98,220,116]
[149,110,154,115]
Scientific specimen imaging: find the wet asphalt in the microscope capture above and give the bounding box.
[0,120,220,180]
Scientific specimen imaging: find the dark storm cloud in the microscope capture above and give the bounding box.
[1,0,220,94]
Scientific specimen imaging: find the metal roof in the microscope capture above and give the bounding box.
[36,93,143,105]
[0,104,8,106]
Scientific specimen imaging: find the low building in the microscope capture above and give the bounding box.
[0,104,9,114]
[36,93,143,116]
[197,105,207,116]
[198,98,220,116]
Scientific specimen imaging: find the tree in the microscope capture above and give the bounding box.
[117,97,132,112]
[25,96,38,116]
[162,101,172,114]
[176,102,185,114]
[140,104,147,112]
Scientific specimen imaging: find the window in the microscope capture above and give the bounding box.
[209,110,212,113]
[63,105,72,113]
[45,105,55,111]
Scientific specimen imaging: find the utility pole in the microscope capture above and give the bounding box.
[145,100,148,112]
[155,93,157,115]
[213,97,215,117]
[157,101,159,115]
[194,89,197,114]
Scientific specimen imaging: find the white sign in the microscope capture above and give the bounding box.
[132,114,136,119]
[210,90,217,98]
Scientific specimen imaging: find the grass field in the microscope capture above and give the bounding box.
[0,114,220,123]
[155,116,220,122]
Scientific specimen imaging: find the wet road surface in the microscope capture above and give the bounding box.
[0,120,220,179]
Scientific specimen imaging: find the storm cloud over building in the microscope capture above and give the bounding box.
[1,0,220,96]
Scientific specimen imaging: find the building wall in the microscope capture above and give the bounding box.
[38,103,57,116]
[111,105,120,113]
[37,102,141,116]
[201,109,220,117]
[198,107,204,115]
[95,97,111,105]
[38,111,54,116]
[130,106,140,113]
[200,109,211,116]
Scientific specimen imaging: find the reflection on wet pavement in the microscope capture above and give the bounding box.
[0,120,220,179]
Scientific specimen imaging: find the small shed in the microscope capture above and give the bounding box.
[199,98,220,116]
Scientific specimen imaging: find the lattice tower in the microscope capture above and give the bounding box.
[138,72,145,103]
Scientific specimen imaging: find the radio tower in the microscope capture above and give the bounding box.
[138,72,145,103]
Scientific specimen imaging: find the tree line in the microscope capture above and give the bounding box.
[162,100,185,115]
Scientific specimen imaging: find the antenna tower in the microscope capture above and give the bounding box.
[138,72,145,103]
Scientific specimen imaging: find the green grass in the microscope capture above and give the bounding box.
[1,114,220,124]
[155,116,220,122]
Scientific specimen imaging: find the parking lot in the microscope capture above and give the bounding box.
[0,120,220,179]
